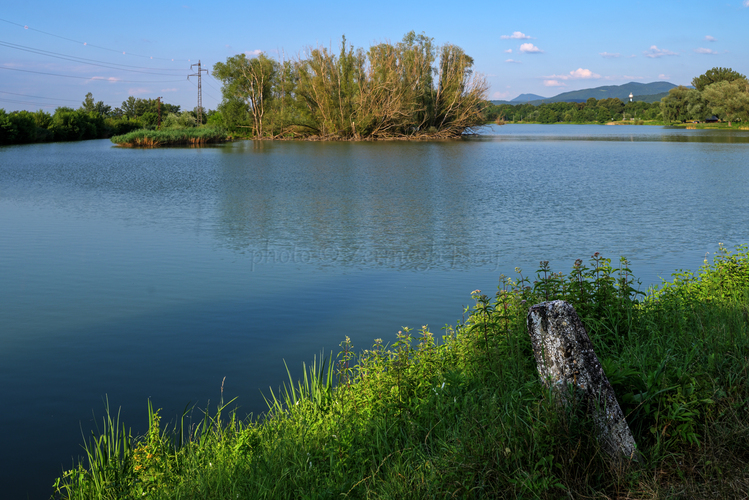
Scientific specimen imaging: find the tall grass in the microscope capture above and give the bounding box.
[54,245,749,499]
[110,127,230,147]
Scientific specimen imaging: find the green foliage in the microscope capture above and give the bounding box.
[702,79,749,126]
[692,67,748,92]
[55,246,749,499]
[162,112,197,129]
[0,109,38,144]
[49,108,105,141]
[81,92,112,117]
[659,86,707,123]
[116,96,179,120]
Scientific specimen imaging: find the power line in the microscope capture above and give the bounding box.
[187,77,220,104]
[0,90,80,102]
[0,97,58,108]
[0,40,187,74]
[0,17,189,62]
[0,66,184,83]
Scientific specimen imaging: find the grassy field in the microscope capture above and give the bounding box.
[54,245,749,499]
[110,128,231,147]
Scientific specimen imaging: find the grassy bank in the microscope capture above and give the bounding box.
[54,246,749,499]
[111,128,231,147]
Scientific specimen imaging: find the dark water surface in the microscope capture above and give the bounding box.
[1,124,748,498]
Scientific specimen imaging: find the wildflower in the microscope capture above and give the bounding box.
[471,289,481,295]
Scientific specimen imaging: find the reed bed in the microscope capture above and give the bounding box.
[54,245,749,499]
[111,128,230,147]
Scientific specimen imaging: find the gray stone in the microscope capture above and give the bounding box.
[527,300,639,462]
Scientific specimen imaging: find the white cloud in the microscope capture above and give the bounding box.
[161,88,179,92]
[504,49,512,53]
[244,49,262,56]
[501,31,532,40]
[543,80,565,87]
[519,43,543,53]
[694,47,718,54]
[643,45,678,58]
[505,59,521,64]
[658,74,669,79]
[744,0,749,7]
[544,68,601,81]
[704,35,717,42]
[128,88,152,96]
[600,52,620,58]
[87,76,121,83]
[493,91,511,99]
[571,68,600,79]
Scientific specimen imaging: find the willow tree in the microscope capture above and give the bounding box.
[432,44,488,136]
[213,53,277,139]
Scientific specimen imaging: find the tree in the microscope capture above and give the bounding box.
[660,86,702,123]
[702,79,749,126]
[119,97,172,119]
[82,93,96,113]
[121,96,139,118]
[213,53,277,139]
[0,109,37,144]
[692,67,747,92]
[81,92,112,117]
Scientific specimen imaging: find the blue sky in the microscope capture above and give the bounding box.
[2,0,748,112]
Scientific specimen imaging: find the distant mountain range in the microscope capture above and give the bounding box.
[493,82,680,106]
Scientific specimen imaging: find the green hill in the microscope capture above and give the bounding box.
[544,82,676,103]
[510,93,549,102]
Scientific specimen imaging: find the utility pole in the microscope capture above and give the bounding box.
[157,97,162,130]
[188,60,208,125]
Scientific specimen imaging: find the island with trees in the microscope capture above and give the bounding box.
[211,32,488,140]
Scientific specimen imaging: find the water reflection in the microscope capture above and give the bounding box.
[214,141,498,271]
[476,124,749,143]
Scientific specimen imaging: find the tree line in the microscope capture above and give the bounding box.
[0,94,214,146]
[483,98,662,124]
[482,67,749,127]
[661,67,749,125]
[212,32,488,140]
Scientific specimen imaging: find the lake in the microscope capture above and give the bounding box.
[1,124,748,498]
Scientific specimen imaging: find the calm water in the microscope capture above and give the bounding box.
[1,124,748,498]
